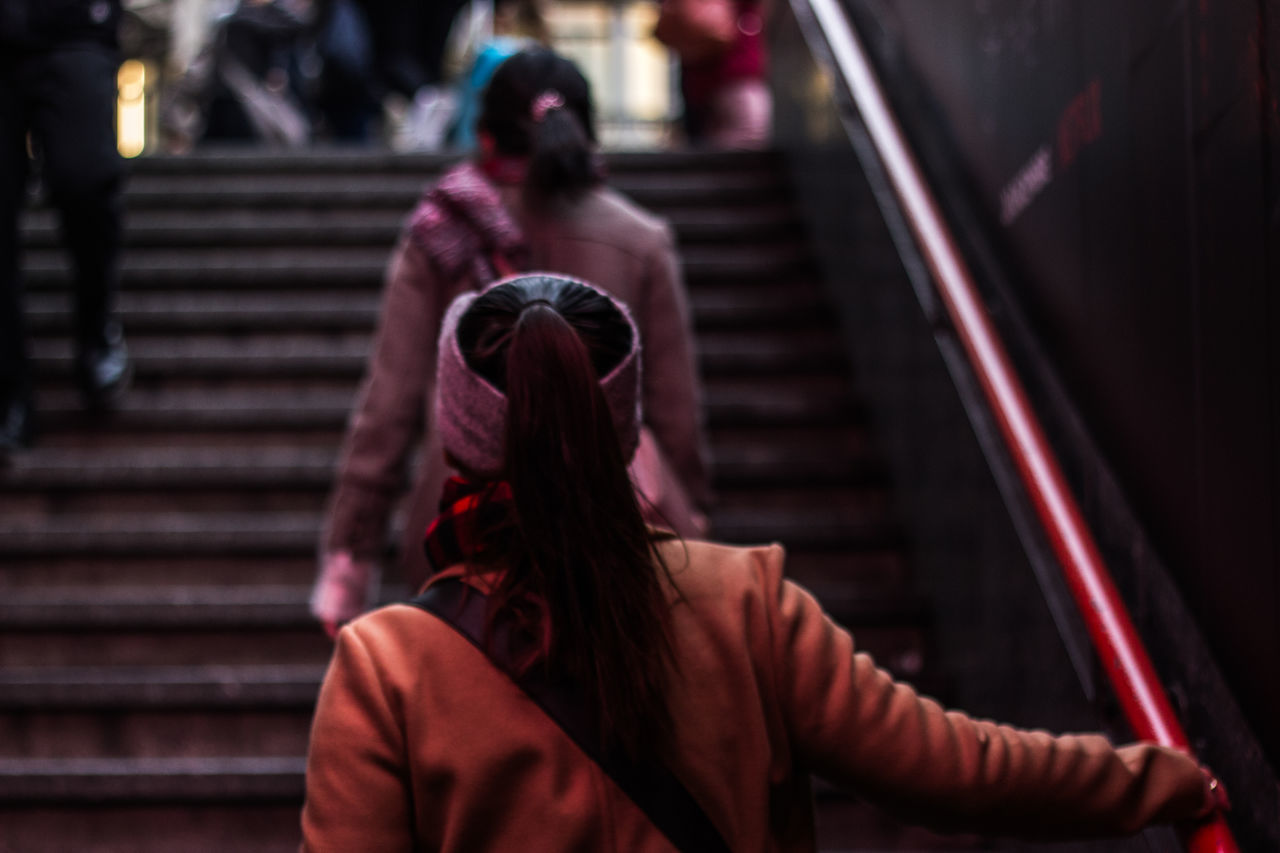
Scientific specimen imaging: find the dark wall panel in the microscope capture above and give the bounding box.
[770,0,1109,742]
[1188,1,1279,755]
[1110,9,1197,578]
[848,0,1279,771]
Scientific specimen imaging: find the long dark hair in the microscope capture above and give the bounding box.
[454,276,676,758]
[478,48,604,207]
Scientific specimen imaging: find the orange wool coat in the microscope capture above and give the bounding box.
[300,538,1210,851]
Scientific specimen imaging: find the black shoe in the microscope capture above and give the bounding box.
[78,323,133,411]
[0,396,34,453]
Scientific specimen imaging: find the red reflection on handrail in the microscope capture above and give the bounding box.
[801,0,1238,850]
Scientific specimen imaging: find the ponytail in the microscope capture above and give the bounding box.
[453,279,676,758]
[525,104,598,206]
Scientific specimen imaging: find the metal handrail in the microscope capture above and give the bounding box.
[798,0,1237,849]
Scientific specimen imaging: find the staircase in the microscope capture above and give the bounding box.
[1,149,955,851]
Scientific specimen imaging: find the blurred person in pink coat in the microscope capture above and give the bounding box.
[311,48,712,633]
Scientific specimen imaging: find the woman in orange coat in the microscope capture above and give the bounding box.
[300,273,1225,851]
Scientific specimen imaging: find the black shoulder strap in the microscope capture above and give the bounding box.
[409,579,731,853]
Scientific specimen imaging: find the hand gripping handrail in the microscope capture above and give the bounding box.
[799,0,1237,849]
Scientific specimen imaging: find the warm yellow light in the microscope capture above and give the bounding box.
[117,59,147,158]
[623,2,669,122]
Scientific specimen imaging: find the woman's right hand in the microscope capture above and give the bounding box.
[310,551,376,635]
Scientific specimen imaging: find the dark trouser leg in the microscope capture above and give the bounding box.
[30,45,129,404]
[0,57,32,408]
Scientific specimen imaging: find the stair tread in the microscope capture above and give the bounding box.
[28,329,844,378]
[0,663,324,709]
[115,169,786,196]
[23,244,812,288]
[23,205,801,247]
[0,505,897,550]
[1,441,882,490]
[25,285,832,333]
[22,383,862,435]
[120,147,779,174]
[0,755,307,802]
[0,587,315,631]
[0,756,307,772]
[0,580,922,624]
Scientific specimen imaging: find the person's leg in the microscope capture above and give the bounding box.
[0,56,35,449]
[705,77,771,150]
[30,44,130,409]
[417,0,470,85]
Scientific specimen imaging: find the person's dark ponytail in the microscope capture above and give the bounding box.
[525,105,597,205]
[456,279,676,758]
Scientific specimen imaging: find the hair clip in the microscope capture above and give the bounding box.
[531,90,565,123]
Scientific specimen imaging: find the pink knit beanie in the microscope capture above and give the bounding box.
[435,275,642,478]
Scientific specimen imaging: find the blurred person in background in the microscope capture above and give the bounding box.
[656,0,771,148]
[358,0,469,149]
[310,0,380,141]
[0,0,133,453]
[311,47,713,634]
[308,0,471,147]
[445,0,551,151]
[157,0,312,148]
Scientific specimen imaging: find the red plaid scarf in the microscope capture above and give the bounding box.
[423,476,516,574]
[422,475,550,667]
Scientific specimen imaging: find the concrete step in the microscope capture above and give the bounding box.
[0,555,318,588]
[0,512,324,557]
[31,335,374,380]
[0,756,305,802]
[0,587,315,630]
[0,706,311,760]
[21,242,814,290]
[25,247,393,289]
[0,626,330,667]
[25,283,833,334]
[22,205,803,248]
[0,549,909,591]
[0,575,921,634]
[712,505,902,550]
[0,446,338,491]
[0,803,305,853]
[25,290,380,334]
[704,378,866,426]
[0,426,879,494]
[118,147,778,175]
[0,500,898,556]
[0,469,860,517]
[103,169,789,211]
[0,663,324,710]
[21,380,863,437]
[0,794,981,853]
[28,328,845,380]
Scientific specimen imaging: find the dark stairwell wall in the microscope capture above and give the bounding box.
[768,0,1280,849]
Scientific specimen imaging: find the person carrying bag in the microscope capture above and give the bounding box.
[310,48,713,636]
[300,274,1226,851]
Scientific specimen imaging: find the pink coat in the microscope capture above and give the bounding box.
[320,173,712,598]
[301,538,1211,851]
